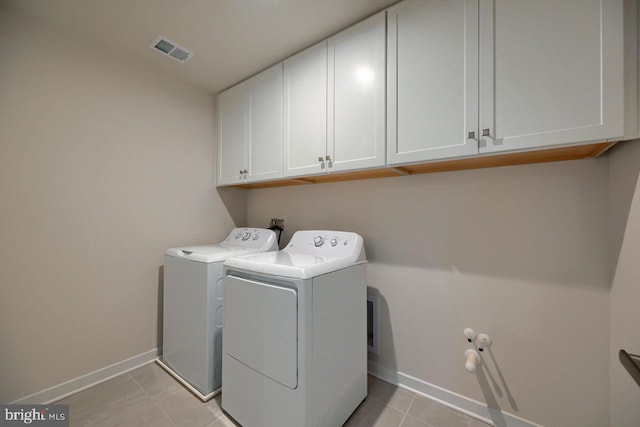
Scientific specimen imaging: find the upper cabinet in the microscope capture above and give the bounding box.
[245,64,283,182]
[217,64,283,186]
[283,12,387,178]
[283,42,328,177]
[387,0,629,165]
[328,11,387,172]
[479,0,625,154]
[218,82,246,186]
[387,0,479,165]
[218,0,636,187]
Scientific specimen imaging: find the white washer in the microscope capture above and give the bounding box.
[222,230,367,427]
[158,228,278,401]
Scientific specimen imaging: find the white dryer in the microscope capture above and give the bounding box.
[222,230,367,427]
[158,228,278,401]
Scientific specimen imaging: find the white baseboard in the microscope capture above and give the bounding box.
[11,350,539,427]
[367,361,542,427]
[155,357,219,402]
[10,348,159,405]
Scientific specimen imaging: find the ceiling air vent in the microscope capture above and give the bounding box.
[149,36,194,63]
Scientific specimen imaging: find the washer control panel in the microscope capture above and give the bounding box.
[223,228,277,250]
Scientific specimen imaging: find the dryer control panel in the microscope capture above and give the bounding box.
[284,230,366,262]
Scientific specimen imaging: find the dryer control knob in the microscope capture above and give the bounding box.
[314,236,325,247]
[330,238,338,247]
[242,232,251,241]
[252,234,260,240]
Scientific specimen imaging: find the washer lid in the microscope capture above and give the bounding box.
[224,230,366,279]
[165,228,278,263]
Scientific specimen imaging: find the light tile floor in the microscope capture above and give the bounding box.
[56,363,491,427]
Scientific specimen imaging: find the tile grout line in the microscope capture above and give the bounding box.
[127,372,149,397]
[157,404,179,427]
[365,382,413,411]
[371,376,483,427]
[129,365,224,426]
[207,404,224,426]
[397,394,416,426]
[127,371,178,426]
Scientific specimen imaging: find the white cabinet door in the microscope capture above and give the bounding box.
[217,82,246,185]
[478,0,624,153]
[387,0,479,165]
[328,11,386,172]
[245,64,283,182]
[283,42,328,177]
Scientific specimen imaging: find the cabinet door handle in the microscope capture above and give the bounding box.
[325,155,333,168]
[482,128,491,137]
[319,157,325,169]
[467,131,475,139]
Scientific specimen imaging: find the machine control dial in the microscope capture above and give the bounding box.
[241,232,251,241]
[314,236,325,247]
[330,238,338,247]
[235,233,241,239]
[252,233,260,240]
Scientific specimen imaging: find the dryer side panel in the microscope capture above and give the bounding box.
[312,264,367,426]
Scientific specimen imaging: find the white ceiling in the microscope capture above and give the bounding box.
[3,0,398,94]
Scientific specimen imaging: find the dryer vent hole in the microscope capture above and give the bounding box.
[367,294,379,354]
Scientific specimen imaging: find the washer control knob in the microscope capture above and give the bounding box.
[314,236,325,247]
[252,234,260,240]
[235,233,241,239]
[330,238,338,247]
[241,232,251,241]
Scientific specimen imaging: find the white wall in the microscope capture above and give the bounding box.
[0,5,246,403]
[247,158,611,427]
[608,141,640,427]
